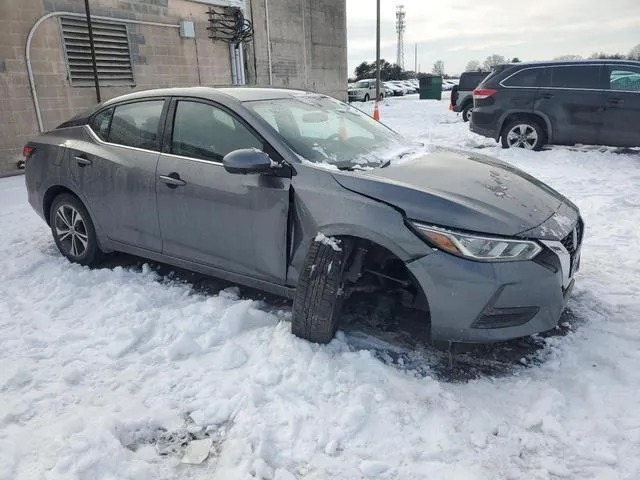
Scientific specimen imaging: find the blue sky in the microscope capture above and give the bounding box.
[346,0,640,76]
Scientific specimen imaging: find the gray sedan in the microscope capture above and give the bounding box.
[24,87,583,344]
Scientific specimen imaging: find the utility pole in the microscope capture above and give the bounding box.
[395,5,405,69]
[84,0,101,103]
[375,0,380,103]
[414,44,417,73]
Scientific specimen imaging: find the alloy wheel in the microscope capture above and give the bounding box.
[507,124,538,149]
[54,204,88,258]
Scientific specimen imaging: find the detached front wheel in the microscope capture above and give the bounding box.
[291,236,352,344]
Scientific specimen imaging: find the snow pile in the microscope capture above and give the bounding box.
[2,97,640,479]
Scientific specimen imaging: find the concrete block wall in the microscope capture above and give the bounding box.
[0,0,347,174]
[248,0,347,101]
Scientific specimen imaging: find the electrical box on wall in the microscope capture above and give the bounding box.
[179,21,196,38]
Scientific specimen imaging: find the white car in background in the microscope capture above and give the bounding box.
[389,80,410,95]
[384,82,406,96]
[348,79,384,102]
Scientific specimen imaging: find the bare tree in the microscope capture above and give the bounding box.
[554,54,583,61]
[483,54,506,71]
[465,60,481,72]
[629,44,640,60]
[589,52,626,59]
[432,60,445,76]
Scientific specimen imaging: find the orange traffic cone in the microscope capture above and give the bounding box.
[373,101,380,121]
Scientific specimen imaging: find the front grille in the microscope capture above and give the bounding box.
[560,217,584,272]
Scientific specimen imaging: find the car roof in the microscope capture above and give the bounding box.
[499,59,640,68]
[99,86,317,107]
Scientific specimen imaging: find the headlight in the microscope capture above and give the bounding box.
[411,222,542,262]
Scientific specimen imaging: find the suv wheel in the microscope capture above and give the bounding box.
[501,120,544,151]
[49,193,104,266]
[363,94,370,102]
[291,236,353,343]
[462,104,473,122]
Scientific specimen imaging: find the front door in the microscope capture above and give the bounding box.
[70,99,166,252]
[599,64,640,147]
[156,99,291,283]
[534,64,605,145]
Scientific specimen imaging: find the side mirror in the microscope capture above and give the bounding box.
[223,148,274,174]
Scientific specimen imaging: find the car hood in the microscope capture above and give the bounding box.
[331,148,573,238]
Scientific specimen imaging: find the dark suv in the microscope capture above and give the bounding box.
[451,71,488,122]
[470,60,640,150]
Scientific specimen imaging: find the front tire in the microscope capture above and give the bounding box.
[501,119,545,151]
[49,193,104,266]
[363,94,370,102]
[291,237,352,344]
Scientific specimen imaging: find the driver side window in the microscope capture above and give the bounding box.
[171,101,263,162]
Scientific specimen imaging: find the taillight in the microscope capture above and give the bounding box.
[23,145,34,157]
[473,88,497,100]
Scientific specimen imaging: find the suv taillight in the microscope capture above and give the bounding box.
[23,145,34,158]
[473,88,497,99]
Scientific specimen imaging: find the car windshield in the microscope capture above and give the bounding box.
[245,95,409,169]
[353,81,370,88]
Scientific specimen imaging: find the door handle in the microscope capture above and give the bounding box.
[159,173,187,188]
[74,155,92,167]
[540,93,553,100]
[608,98,624,106]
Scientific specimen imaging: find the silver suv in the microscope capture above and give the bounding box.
[348,79,383,102]
[24,87,583,345]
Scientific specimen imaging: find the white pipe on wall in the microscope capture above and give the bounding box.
[26,11,180,132]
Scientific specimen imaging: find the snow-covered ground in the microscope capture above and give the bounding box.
[2,96,640,480]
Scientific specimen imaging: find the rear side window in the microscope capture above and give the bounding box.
[549,66,601,89]
[90,107,113,141]
[502,68,541,87]
[609,66,640,92]
[108,100,165,150]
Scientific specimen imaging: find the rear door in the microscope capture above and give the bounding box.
[156,98,291,283]
[70,99,166,252]
[534,65,605,145]
[599,64,640,147]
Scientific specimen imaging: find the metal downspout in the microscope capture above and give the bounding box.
[264,0,273,85]
[26,11,180,132]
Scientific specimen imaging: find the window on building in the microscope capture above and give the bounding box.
[60,16,135,86]
[171,101,263,161]
[502,68,542,87]
[90,107,114,141]
[108,101,164,150]
[548,66,602,89]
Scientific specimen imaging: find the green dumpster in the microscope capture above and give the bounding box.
[419,75,443,100]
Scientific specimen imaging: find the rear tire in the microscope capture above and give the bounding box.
[291,237,352,344]
[462,104,473,122]
[501,119,545,151]
[49,193,104,267]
